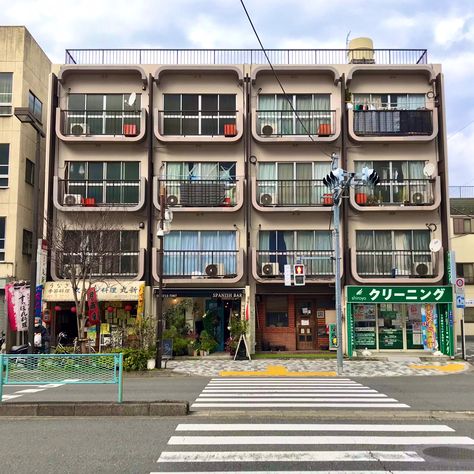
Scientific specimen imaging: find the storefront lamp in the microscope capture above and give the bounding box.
[124,304,133,312]
[107,306,114,313]
[70,306,76,313]
[54,305,62,312]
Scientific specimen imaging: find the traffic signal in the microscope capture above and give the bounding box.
[294,263,305,286]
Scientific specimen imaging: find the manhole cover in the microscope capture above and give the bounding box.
[423,446,474,460]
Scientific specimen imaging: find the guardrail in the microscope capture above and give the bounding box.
[0,353,123,403]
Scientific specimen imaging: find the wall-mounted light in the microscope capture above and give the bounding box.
[249,155,257,164]
[138,222,145,229]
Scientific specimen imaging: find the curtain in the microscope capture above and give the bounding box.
[356,231,373,276]
[258,95,276,135]
[164,163,182,201]
[312,94,331,135]
[394,231,411,275]
[295,94,312,134]
[295,163,312,205]
[315,231,333,275]
[276,95,292,134]
[277,163,294,205]
[314,162,331,204]
[257,163,276,201]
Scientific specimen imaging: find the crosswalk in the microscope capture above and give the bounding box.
[152,422,474,473]
[1,383,65,401]
[191,377,410,409]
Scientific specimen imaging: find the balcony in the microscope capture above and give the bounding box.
[56,109,146,142]
[155,109,242,142]
[254,110,338,142]
[253,249,335,283]
[154,178,242,212]
[53,177,146,212]
[350,178,440,211]
[153,249,244,284]
[53,248,145,281]
[253,178,332,211]
[348,109,437,142]
[352,248,442,283]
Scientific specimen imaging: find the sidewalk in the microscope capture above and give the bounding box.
[168,358,472,377]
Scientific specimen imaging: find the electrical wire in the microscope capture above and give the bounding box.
[238,0,334,158]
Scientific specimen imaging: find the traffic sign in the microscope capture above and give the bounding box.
[455,277,465,295]
[293,264,305,286]
[456,295,465,309]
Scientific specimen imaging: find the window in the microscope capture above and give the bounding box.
[0,73,13,115]
[0,144,9,187]
[456,263,474,284]
[265,296,288,327]
[257,94,331,136]
[28,91,43,123]
[356,230,431,276]
[22,230,33,256]
[164,161,236,181]
[25,159,35,185]
[66,93,141,135]
[163,94,236,135]
[353,93,426,110]
[65,161,140,205]
[465,307,474,324]
[0,218,5,261]
[453,218,473,234]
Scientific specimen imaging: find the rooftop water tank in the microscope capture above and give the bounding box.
[347,37,375,64]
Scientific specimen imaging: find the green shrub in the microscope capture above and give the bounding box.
[199,330,218,353]
[106,348,153,371]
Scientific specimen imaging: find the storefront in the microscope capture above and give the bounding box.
[346,285,454,356]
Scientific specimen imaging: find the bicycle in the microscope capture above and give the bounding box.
[54,332,70,354]
[73,337,96,353]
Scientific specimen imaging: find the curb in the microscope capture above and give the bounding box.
[0,401,189,417]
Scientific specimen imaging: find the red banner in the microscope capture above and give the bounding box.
[86,287,100,325]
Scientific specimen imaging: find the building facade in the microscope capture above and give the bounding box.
[43,43,454,355]
[0,27,51,339]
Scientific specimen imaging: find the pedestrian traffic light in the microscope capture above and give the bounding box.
[294,264,305,286]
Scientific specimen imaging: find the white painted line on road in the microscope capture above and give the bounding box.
[202,389,379,393]
[213,377,353,380]
[37,384,64,388]
[168,435,474,446]
[191,402,410,408]
[157,450,424,463]
[62,378,81,382]
[15,388,47,394]
[175,423,455,432]
[200,393,388,398]
[208,382,363,386]
[1,394,22,400]
[152,471,474,474]
[195,397,400,402]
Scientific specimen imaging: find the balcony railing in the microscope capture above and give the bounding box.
[65,48,428,65]
[61,110,142,136]
[163,250,238,278]
[159,179,238,208]
[158,110,237,136]
[256,250,335,277]
[354,179,435,207]
[353,110,433,136]
[450,186,474,198]
[355,250,435,278]
[57,179,141,207]
[256,180,331,207]
[57,252,141,278]
[256,110,336,137]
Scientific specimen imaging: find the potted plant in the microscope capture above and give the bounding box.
[199,330,218,356]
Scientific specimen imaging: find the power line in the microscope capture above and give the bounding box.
[448,119,474,141]
[238,0,334,158]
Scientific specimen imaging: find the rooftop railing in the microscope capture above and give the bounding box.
[450,186,474,199]
[65,48,428,65]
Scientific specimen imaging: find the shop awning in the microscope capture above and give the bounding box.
[155,288,244,299]
[43,281,144,302]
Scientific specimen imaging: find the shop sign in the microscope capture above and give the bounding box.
[446,250,456,285]
[421,303,438,351]
[346,286,453,304]
[136,283,145,320]
[328,323,337,350]
[6,283,29,332]
[162,289,244,299]
[86,287,100,325]
[43,281,144,302]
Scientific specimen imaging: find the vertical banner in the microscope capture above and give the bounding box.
[136,282,145,321]
[422,304,438,351]
[36,239,48,285]
[86,287,100,325]
[6,284,29,332]
[35,285,43,320]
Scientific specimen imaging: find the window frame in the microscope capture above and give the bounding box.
[453,217,473,235]
[0,144,9,188]
[0,73,13,116]
[456,263,474,284]
[0,217,5,261]
[25,158,35,186]
[28,91,43,123]
[22,229,33,256]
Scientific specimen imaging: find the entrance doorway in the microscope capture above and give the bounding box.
[295,298,329,350]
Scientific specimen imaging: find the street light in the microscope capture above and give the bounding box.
[323,154,379,375]
[14,107,45,354]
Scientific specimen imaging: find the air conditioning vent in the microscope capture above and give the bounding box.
[167,195,179,206]
[69,123,89,136]
[260,192,276,206]
[261,124,274,136]
[205,263,225,277]
[63,194,82,206]
[261,262,279,276]
[413,262,432,277]
[411,192,425,205]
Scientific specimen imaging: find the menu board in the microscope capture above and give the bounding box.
[379,328,403,349]
[355,328,376,349]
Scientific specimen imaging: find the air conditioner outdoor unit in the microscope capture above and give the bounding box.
[69,123,90,136]
[261,124,274,136]
[167,194,179,206]
[261,262,279,276]
[413,261,433,277]
[260,192,277,206]
[411,191,426,206]
[63,194,82,206]
[205,263,225,278]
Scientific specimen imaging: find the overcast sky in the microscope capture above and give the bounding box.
[1,0,473,185]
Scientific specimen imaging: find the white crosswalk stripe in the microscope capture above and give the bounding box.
[152,422,474,473]
[191,377,410,410]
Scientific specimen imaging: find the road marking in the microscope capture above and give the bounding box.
[62,378,81,382]
[409,362,467,373]
[168,435,474,446]
[196,397,400,402]
[175,423,455,432]
[191,402,410,408]
[1,394,22,400]
[152,471,474,474]
[219,365,337,377]
[15,388,47,394]
[200,393,388,397]
[202,389,379,393]
[157,450,424,463]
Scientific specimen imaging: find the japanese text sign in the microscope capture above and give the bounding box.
[6,283,29,332]
[86,287,100,325]
[347,286,453,304]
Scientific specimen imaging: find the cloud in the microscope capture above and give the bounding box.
[448,125,474,185]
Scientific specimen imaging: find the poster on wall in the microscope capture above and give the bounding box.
[6,283,29,332]
[421,303,438,351]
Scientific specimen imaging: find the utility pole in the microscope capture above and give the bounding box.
[155,186,166,369]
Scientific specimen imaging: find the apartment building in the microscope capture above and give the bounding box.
[450,187,474,337]
[43,40,454,355]
[0,27,50,336]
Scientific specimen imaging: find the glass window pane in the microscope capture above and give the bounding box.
[0,178,8,187]
[183,118,198,135]
[106,162,121,180]
[68,162,86,180]
[201,95,218,112]
[122,185,139,203]
[219,94,236,111]
[88,162,103,180]
[105,95,122,111]
[163,118,181,134]
[123,162,139,180]
[0,144,8,165]
[201,118,217,135]
[163,94,180,111]
[68,94,85,110]
[0,217,4,239]
[124,93,141,111]
[356,231,373,250]
[121,231,139,251]
[182,94,198,112]
[86,95,103,111]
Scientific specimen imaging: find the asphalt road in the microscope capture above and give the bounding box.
[1,416,474,473]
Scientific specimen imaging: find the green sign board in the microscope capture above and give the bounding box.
[379,329,403,349]
[328,323,337,351]
[346,286,453,304]
[354,329,376,349]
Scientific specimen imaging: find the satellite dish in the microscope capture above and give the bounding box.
[128,92,137,107]
[423,163,435,177]
[429,239,442,252]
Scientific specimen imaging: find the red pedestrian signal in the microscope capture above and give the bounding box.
[293,264,305,286]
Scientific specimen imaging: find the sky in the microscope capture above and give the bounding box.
[0,0,473,185]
